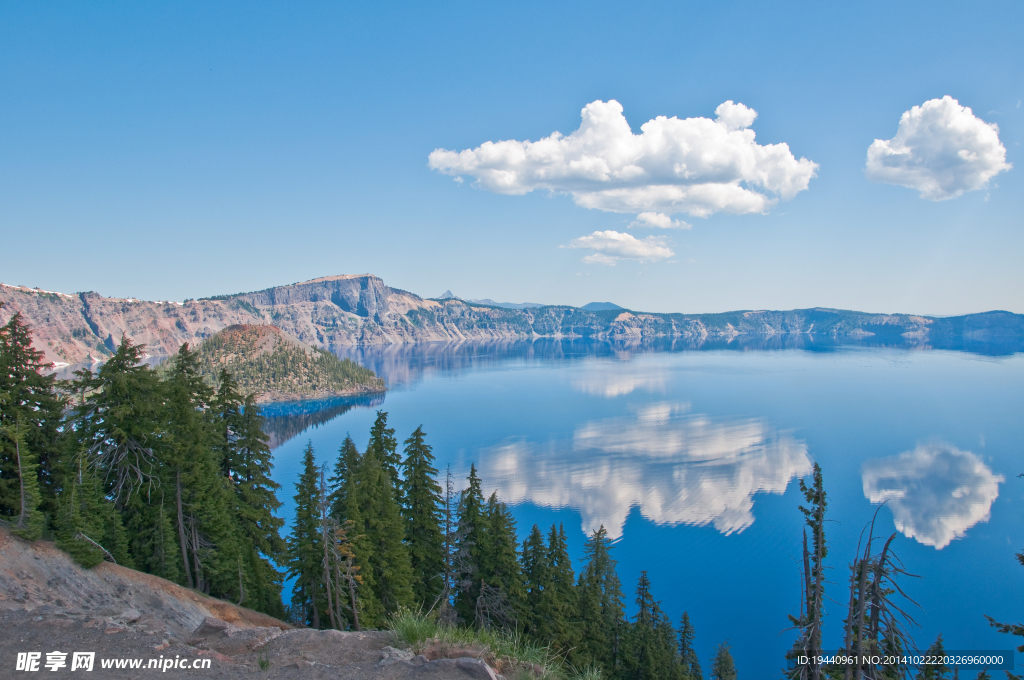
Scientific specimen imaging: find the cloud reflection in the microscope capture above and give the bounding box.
[861,442,1003,549]
[571,372,667,398]
[475,402,812,538]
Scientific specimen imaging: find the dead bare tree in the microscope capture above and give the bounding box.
[430,465,458,622]
[840,509,919,680]
[788,463,828,680]
[475,581,517,631]
[318,464,363,630]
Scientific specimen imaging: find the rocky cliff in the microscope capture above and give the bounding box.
[2,276,1022,366]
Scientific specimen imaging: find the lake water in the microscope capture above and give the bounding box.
[263,339,1024,678]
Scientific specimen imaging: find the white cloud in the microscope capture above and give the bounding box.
[629,211,691,230]
[865,96,1012,200]
[429,99,818,218]
[565,230,673,266]
[861,442,1004,549]
[472,403,813,538]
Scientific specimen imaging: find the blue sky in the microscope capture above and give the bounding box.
[2,1,1021,314]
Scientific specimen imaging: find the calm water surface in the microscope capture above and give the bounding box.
[263,341,1024,678]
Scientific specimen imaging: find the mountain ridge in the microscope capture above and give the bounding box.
[2,276,1022,365]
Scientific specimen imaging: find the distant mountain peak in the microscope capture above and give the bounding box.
[438,290,459,299]
[582,301,625,311]
[467,298,547,309]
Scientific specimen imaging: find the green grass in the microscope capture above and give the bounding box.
[386,610,601,680]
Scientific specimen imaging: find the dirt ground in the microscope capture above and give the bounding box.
[0,529,503,679]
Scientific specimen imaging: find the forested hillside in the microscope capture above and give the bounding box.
[191,324,384,402]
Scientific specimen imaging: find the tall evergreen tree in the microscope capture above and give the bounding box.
[329,434,360,520]
[165,343,241,596]
[400,425,445,607]
[366,411,400,490]
[621,571,682,680]
[573,525,627,673]
[0,405,44,540]
[327,434,381,626]
[710,642,737,680]
[287,441,326,627]
[354,421,412,622]
[915,634,949,680]
[521,524,550,637]
[679,612,703,680]
[223,391,285,616]
[546,523,579,654]
[54,383,130,567]
[477,491,524,628]
[454,463,487,624]
[0,312,64,523]
[76,337,180,581]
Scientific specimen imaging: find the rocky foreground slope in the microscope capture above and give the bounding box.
[2,274,1021,366]
[0,529,504,679]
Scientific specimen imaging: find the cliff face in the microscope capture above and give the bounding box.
[2,277,1021,365]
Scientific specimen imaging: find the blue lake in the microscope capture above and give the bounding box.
[262,340,1024,678]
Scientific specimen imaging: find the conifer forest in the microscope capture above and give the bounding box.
[1,310,1021,679]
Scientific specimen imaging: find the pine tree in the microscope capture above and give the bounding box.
[329,434,360,520]
[915,634,949,679]
[521,524,549,637]
[573,525,627,673]
[476,491,523,629]
[454,463,486,624]
[328,433,381,625]
[355,422,412,622]
[710,642,737,680]
[165,343,242,596]
[367,411,400,490]
[679,612,703,680]
[287,441,326,627]
[0,408,44,540]
[400,425,444,608]
[75,337,180,581]
[54,390,130,568]
[621,571,682,680]
[224,392,285,616]
[0,312,64,523]
[547,524,578,651]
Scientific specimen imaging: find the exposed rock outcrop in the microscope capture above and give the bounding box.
[2,276,1022,366]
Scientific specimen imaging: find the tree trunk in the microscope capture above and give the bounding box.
[176,472,194,589]
[191,517,204,594]
[14,430,29,530]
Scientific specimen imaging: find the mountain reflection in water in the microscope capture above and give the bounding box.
[473,402,812,538]
[260,394,385,449]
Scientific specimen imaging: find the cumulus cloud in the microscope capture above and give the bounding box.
[861,442,1004,549]
[865,96,1012,200]
[629,211,691,230]
[565,230,673,265]
[472,402,812,538]
[429,99,818,218]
